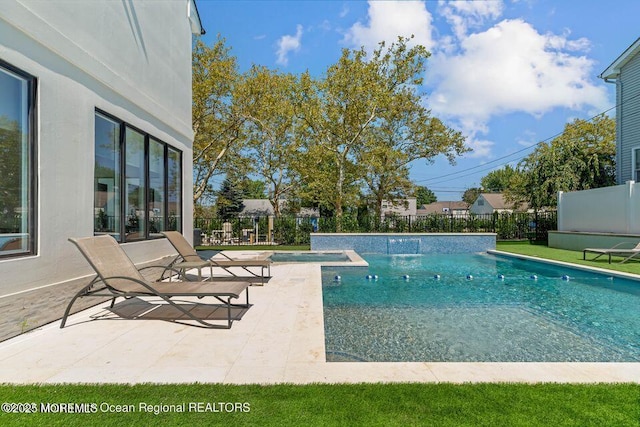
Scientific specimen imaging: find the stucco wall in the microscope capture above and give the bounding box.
[0,1,195,339]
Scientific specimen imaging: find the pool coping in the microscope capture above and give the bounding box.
[488,250,640,282]
[268,249,368,267]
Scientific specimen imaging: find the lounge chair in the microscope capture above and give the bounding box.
[62,235,250,329]
[583,242,640,263]
[161,231,271,285]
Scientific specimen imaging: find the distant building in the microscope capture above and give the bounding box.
[239,199,319,217]
[381,198,417,217]
[417,201,469,216]
[469,194,529,214]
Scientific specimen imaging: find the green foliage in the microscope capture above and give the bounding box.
[238,179,266,199]
[294,37,467,227]
[480,165,519,192]
[462,187,482,205]
[509,114,616,208]
[0,118,23,224]
[237,66,301,215]
[215,178,245,220]
[192,37,248,205]
[414,186,437,206]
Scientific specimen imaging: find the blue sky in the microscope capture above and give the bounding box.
[196,0,639,201]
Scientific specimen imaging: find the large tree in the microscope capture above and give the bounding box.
[236,66,301,216]
[414,186,437,206]
[508,115,616,209]
[192,37,248,205]
[295,36,466,228]
[480,165,519,193]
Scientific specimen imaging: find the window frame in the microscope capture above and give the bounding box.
[632,145,640,182]
[0,59,37,259]
[94,109,182,242]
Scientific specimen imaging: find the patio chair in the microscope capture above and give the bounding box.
[583,241,640,264]
[161,231,271,285]
[62,235,250,329]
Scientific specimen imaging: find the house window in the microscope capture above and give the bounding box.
[477,199,484,206]
[94,110,182,241]
[633,147,640,182]
[0,61,36,258]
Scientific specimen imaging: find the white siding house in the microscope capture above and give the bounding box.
[600,37,640,184]
[0,1,202,340]
[469,193,527,215]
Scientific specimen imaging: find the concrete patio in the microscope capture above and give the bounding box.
[0,259,638,384]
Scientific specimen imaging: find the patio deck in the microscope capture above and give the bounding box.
[0,256,638,384]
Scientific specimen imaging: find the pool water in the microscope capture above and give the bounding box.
[321,253,640,362]
[270,252,350,263]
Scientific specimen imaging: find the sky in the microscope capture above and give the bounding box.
[196,0,640,202]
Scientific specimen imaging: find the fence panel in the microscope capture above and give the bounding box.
[193,212,556,246]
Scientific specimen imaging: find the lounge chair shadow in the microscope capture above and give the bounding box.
[86,297,251,328]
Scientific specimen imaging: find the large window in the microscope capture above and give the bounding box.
[0,61,36,258]
[94,110,182,241]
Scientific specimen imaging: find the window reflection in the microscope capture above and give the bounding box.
[0,63,35,257]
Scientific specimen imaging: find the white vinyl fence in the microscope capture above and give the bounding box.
[557,181,640,234]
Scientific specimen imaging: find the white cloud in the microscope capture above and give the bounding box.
[427,19,609,154]
[439,0,504,40]
[343,1,434,52]
[276,24,303,66]
[465,135,494,158]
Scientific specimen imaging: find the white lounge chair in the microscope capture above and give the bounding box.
[583,242,640,264]
[161,231,271,284]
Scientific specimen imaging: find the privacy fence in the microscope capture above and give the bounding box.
[193,211,557,246]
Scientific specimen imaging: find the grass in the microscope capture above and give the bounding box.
[496,241,640,275]
[1,383,638,426]
[2,240,638,426]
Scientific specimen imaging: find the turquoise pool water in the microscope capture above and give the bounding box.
[321,253,640,362]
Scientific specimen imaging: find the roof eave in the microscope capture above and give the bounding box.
[188,0,206,35]
[599,37,640,81]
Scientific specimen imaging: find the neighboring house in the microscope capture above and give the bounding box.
[239,199,319,217]
[417,201,470,216]
[599,37,640,184]
[418,201,468,215]
[469,193,528,215]
[0,1,203,340]
[381,198,417,217]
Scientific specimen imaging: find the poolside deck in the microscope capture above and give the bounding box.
[0,256,638,384]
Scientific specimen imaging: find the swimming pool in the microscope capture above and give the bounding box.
[321,253,640,362]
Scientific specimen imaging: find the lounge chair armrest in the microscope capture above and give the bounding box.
[100,275,162,294]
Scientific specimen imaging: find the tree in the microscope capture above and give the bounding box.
[215,177,245,220]
[508,115,616,209]
[414,186,437,206]
[238,178,266,199]
[480,165,519,193]
[192,37,248,206]
[295,36,466,228]
[462,187,482,205]
[236,66,301,216]
[0,117,22,228]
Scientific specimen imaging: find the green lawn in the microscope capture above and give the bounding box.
[1,383,638,426]
[496,241,640,275]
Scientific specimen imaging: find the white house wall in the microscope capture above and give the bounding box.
[618,52,640,183]
[0,1,195,336]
